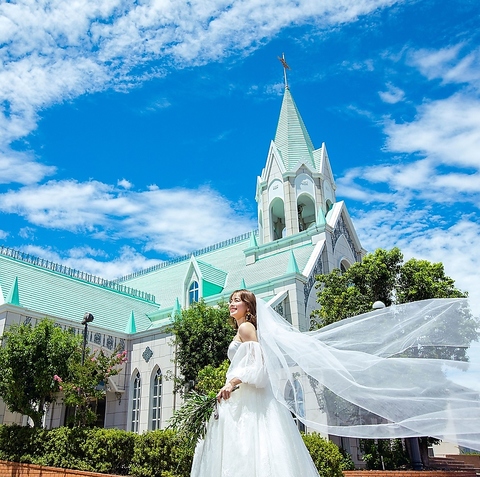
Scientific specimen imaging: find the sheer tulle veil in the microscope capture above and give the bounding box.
[256,297,480,451]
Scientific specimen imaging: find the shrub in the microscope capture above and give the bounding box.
[360,438,410,470]
[0,424,41,463]
[32,426,91,470]
[83,428,136,475]
[302,432,345,477]
[130,429,194,477]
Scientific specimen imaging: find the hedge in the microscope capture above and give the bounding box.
[0,424,348,477]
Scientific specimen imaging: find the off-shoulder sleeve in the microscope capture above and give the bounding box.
[226,341,268,388]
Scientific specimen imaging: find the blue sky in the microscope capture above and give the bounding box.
[1,0,479,308]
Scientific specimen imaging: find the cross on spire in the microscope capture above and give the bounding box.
[278,53,290,89]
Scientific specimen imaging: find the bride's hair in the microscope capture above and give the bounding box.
[229,289,257,329]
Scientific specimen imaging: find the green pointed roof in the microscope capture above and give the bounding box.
[249,231,258,248]
[196,260,227,288]
[286,250,300,274]
[274,88,315,171]
[317,208,326,227]
[7,276,20,305]
[240,278,247,289]
[125,311,137,334]
[171,297,181,318]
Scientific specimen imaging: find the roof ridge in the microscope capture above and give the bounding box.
[117,230,258,282]
[0,246,156,303]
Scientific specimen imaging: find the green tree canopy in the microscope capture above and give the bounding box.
[312,247,467,328]
[0,318,81,427]
[169,299,235,392]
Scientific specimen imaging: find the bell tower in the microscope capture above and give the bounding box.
[256,57,337,245]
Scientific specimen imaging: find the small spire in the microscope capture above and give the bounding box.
[240,278,247,289]
[171,297,182,318]
[125,311,137,334]
[286,250,300,274]
[7,276,20,306]
[317,208,326,227]
[278,53,290,89]
[249,231,258,248]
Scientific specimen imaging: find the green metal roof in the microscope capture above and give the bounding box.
[274,88,316,171]
[196,260,227,288]
[122,233,316,313]
[0,253,159,334]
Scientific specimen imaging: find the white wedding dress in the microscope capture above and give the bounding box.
[190,340,320,477]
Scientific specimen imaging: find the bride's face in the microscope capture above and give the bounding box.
[229,293,248,320]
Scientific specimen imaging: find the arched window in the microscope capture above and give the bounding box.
[189,281,199,304]
[131,371,141,432]
[151,368,162,430]
[340,259,351,274]
[284,379,306,432]
[297,194,316,232]
[326,200,333,215]
[270,198,286,240]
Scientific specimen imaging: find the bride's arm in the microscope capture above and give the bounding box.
[217,323,258,400]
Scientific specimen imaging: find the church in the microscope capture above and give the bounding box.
[0,81,365,449]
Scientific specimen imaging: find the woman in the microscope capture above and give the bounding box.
[190,289,320,477]
[191,290,480,475]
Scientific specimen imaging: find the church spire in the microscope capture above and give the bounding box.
[278,53,290,89]
[274,87,315,171]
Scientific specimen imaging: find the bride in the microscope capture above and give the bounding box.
[190,289,321,477]
[190,289,480,476]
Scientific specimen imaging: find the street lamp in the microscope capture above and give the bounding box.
[81,312,94,365]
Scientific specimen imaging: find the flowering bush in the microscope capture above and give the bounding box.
[53,347,128,427]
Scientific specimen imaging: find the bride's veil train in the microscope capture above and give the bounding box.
[257,298,480,451]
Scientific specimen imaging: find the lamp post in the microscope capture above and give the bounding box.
[81,312,94,365]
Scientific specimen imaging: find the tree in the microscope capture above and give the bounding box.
[0,318,81,427]
[169,300,235,392]
[55,348,128,427]
[312,247,470,469]
[312,247,466,327]
[397,258,466,303]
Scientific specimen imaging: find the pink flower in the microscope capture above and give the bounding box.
[59,386,63,391]
[53,375,63,382]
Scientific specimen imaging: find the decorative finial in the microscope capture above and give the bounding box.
[278,53,290,89]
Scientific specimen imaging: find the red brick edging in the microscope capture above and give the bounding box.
[344,472,478,477]
[1,461,477,477]
[0,460,122,477]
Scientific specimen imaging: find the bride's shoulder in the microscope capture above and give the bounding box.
[238,321,258,342]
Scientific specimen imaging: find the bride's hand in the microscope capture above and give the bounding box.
[217,382,235,401]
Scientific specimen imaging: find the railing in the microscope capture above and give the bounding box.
[117,230,258,282]
[0,245,156,303]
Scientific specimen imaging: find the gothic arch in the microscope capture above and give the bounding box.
[150,365,163,430]
[297,193,316,232]
[129,368,141,432]
[270,197,286,240]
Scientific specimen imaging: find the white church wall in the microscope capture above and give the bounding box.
[333,235,356,267]
[127,332,176,433]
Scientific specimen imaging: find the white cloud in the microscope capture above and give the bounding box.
[0,149,56,185]
[0,0,400,184]
[409,44,480,87]
[20,244,161,280]
[352,208,480,312]
[0,179,256,256]
[378,83,405,104]
[385,94,480,170]
[339,42,480,311]
[118,179,133,189]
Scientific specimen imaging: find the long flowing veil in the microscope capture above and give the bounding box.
[256,298,480,451]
